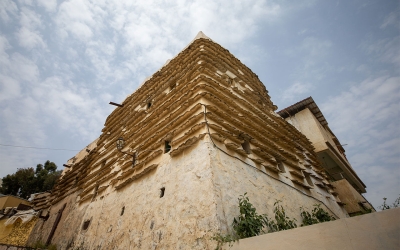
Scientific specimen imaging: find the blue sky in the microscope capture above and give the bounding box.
[0,0,398,209]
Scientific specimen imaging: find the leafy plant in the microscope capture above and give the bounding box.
[211,233,236,250]
[31,241,57,250]
[31,241,46,249]
[300,204,335,226]
[232,193,268,238]
[47,244,58,250]
[266,200,297,232]
[300,208,319,226]
[212,195,314,249]
[312,204,335,222]
[379,195,400,210]
[212,193,268,249]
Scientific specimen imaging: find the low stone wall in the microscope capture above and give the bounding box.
[0,244,38,250]
[226,207,400,250]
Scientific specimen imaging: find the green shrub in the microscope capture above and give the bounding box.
[266,200,297,232]
[301,204,335,226]
[212,193,268,249]
[232,193,268,238]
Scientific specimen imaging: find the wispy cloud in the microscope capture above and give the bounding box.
[16,7,46,50]
[301,36,332,58]
[0,0,18,23]
[282,82,312,102]
[380,10,399,29]
[361,36,400,67]
[37,0,57,13]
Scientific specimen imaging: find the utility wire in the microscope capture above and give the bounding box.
[0,143,80,151]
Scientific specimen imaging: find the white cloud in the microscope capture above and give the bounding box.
[8,53,40,82]
[15,7,46,50]
[19,7,42,29]
[282,36,333,90]
[0,75,21,102]
[37,0,57,12]
[0,35,11,66]
[380,10,399,29]
[16,27,46,49]
[301,36,332,59]
[31,77,109,140]
[322,75,399,135]
[0,0,18,23]
[282,82,312,102]
[47,0,285,92]
[361,36,400,67]
[56,0,96,42]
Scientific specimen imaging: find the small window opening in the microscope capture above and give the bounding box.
[277,162,286,173]
[132,153,136,168]
[241,140,251,154]
[160,187,165,198]
[169,83,176,92]
[82,219,91,230]
[120,206,125,216]
[92,185,99,200]
[164,141,171,153]
[147,101,152,109]
[304,172,314,186]
[358,201,369,211]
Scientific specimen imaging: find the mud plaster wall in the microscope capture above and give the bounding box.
[0,219,13,241]
[26,192,83,247]
[332,179,372,214]
[28,136,349,250]
[29,139,221,250]
[210,139,348,233]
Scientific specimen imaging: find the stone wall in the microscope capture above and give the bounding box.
[28,139,220,250]
[0,245,38,250]
[209,137,348,235]
[28,137,351,250]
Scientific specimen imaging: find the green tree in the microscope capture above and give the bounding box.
[0,168,35,198]
[0,161,61,199]
[1,171,22,196]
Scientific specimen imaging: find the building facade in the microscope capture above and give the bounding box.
[0,195,31,210]
[27,32,352,249]
[277,97,374,215]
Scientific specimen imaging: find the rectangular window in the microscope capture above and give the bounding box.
[277,162,286,173]
[132,152,137,167]
[164,141,171,153]
[169,83,176,92]
[304,172,314,186]
[241,140,251,154]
